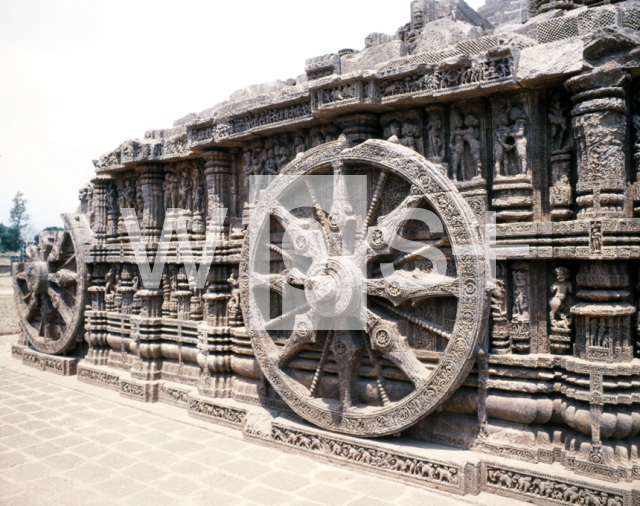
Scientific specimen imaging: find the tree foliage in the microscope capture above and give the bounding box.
[0,223,20,253]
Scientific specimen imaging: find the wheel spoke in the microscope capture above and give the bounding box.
[366,310,431,388]
[309,330,333,398]
[366,170,388,227]
[373,300,452,340]
[263,303,310,331]
[47,286,74,326]
[366,275,459,307]
[275,313,318,367]
[331,330,363,411]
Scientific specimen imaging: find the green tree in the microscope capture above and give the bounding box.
[0,223,20,253]
[9,192,29,250]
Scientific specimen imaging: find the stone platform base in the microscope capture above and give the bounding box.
[11,345,78,376]
[13,353,640,505]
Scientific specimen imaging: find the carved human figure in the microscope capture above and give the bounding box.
[491,279,507,319]
[276,143,291,172]
[122,179,136,209]
[400,122,417,151]
[493,113,514,178]
[265,148,278,175]
[163,172,179,209]
[227,269,241,311]
[106,182,119,214]
[427,113,443,159]
[193,184,205,214]
[549,92,568,152]
[512,269,529,322]
[549,267,572,330]
[462,115,482,178]
[294,135,307,157]
[386,120,402,144]
[179,169,193,210]
[509,108,529,176]
[449,114,465,182]
[135,182,144,215]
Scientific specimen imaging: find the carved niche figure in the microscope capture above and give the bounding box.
[294,134,307,157]
[512,267,530,323]
[276,141,292,172]
[549,92,569,153]
[493,113,514,179]
[106,181,119,214]
[193,181,205,214]
[450,112,482,181]
[426,110,444,161]
[78,182,94,215]
[163,171,180,209]
[135,180,144,216]
[510,108,529,177]
[381,110,423,155]
[121,178,136,209]
[549,267,572,331]
[179,167,193,210]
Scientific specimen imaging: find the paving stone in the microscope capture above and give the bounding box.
[167,458,210,476]
[160,438,205,455]
[2,462,53,482]
[96,451,139,470]
[190,448,237,467]
[205,470,252,494]
[273,454,322,475]
[153,474,203,495]
[312,468,358,485]
[0,424,21,438]
[298,484,361,506]
[241,485,294,505]
[1,432,43,449]
[224,458,272,479]
[66,463,114,485]
[93,476,141,499]
[43,452,85,471]
[192,490,238,506]
[124,489,177,506]
[124,462,164,483]
[22,441,66,459]
[257,470,311,492]
[344,476,410,501]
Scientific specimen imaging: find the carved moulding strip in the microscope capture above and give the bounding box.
[158,382,192,407]
[15,346,78,376]
[187,395,247,428]
[377,47,518,105]
[261,422,471,495]
[120,378,158,403]
[77,364,122,391]
[482,462,629,506]
[228,102,314,138]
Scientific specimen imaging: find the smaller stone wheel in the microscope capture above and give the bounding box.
[13,214,91,355]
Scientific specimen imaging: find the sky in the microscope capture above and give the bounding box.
[0,0,485,236]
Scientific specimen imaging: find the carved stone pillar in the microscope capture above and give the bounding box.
[334,113,380,146]
[137,166,165,240]
[174,269,192,321]
[490,262,510,354]
[91,176,110,242]
[572,261,635,363]
[138,289,163,319]
[565,69,630,220]
[203,151,232,237]
[203,293,230,327]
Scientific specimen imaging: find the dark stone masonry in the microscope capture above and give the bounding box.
[11,0,640,503]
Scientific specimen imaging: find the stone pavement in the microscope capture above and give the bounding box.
[0,334,522,506]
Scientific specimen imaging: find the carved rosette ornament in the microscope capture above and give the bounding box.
[240,138,488,437]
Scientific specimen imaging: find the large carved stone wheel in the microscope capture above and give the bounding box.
[13,214,91,355]
[241,139,488,437]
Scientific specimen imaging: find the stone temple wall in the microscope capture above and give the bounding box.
[11,0,640,503]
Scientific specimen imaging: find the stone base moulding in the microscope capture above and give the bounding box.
[13,345,78,376]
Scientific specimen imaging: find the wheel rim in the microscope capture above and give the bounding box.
[241,139,489,437]
[13,215,89,355]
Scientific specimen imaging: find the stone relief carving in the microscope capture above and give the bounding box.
[13,1,640,502]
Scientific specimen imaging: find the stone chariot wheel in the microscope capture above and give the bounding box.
[13,214,91,355]
[240,138,489,437]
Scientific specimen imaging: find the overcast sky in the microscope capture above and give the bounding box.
[0,0,485,235]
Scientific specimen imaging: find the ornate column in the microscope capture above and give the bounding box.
[565,69,629,220]
[137,165,165,241]
[334,113,379,146]
[565,70,635,364]
[91,176,110,242]
[203,151,232,238]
